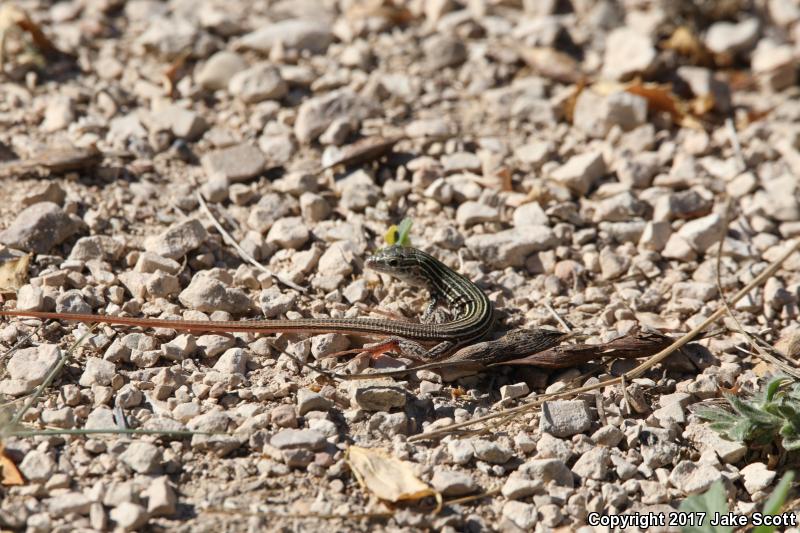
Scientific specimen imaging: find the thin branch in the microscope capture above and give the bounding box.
[725,117,746,173]
[544,300,571,332]
[195,191,306,293]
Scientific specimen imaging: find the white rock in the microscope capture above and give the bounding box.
[602,28,657,80]
[266,217,309,249]
[668,460,722,495]
[431,468,477,496]
[740,462,776,495]
[539,400,592,437]
[466,227,557,268]
[705,18,760,55]
[119,441,162,474]
[513,202,549,226]
[678,213,725,252]
[456,201,499,227]
[574,90,647,138]
[228,63,288,103]
[79,357,116,387]
[551,151,606,195]
[201,144,266,182]
[18,450,56,482]
[500,382,530,401]
[197,51,247,91]
[503,501,538,530]
[144,219,207,260]
[236,19,333,54]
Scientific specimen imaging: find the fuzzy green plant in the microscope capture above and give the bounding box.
[695,376,800,451]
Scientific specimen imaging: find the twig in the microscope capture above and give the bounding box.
[725,117,746,173]
[544,301,571,332]
[195,191,306,293]
[409,238,800,442]
[713,200,800,379]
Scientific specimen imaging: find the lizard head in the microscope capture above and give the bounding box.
[365,245,435,289]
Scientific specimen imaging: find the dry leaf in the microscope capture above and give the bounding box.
[662,26,713,66]
[0,446,23,486]
[0,4,61,61]
[347,446,441,509]
[625,82,682,120]
[0,253,30,293]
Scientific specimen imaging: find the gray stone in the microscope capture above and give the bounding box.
[602,28,657,80]
[149,102,207,140]
[201,143,266,182]
[144,476,177,517]
[466,227,557,268]
[351,382,407,412]
[668,460,722,495]
[456,201,500,227]
[4,344,60,396]
[471,439,513,464]
[266,217,309,249]
[297,389,333,415]
[179,273,251,314]
[500,382,530,401]
[684,423,746,463]
[551,151,606,195]
[110,502,148,531]
[424,34,467,69]
[237,19,333,54]
[79,357,116,387]
[501,475,544,499]
[678,213,725,253]
[270,428,326,450]
[294,88,374,144]
[197,51,247,91]
[213,348,248,375]
[536,433,574,462]
[574,90,647,138]
[144,219,207,260]
[431,468,477,496]
[47,492,91,517]
[539,400,592,437]
[705,18,759,55]
[513,202,549,226]
[502,501,538,530]
[0,202,83,254]
[21,182,65,207]
[228,63,288,103]
[571,447,609,480]
[18,450,55,482]
[519,458,574,487]
[740,462,776,495]
[119,441,162,474]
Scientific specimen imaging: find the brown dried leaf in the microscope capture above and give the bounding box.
[347,446,440,507]
[0,253,30,293]
[0,446,23,486]
[322,135,402,171]
[346,0,414,25]
[662,26,713,66]
[0,4,60,57]
[625,82,683,120]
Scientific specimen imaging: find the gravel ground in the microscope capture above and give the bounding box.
[1,0,800,531]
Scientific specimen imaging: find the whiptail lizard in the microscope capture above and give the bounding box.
[0,245,495,361]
